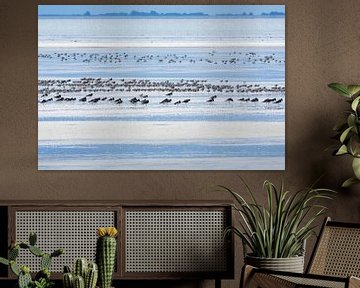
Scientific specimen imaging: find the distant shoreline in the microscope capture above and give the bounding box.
[38,15,285,19]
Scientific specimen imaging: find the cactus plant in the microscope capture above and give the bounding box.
[51,249,64,258]
[73,275,85,288]
[10,260,21,276]
[19,268,32,288]
[64,265,72,273]
[41,254,52,270]
[74,258,88,279]
[29,232,37,246]
[63,259,98,288]
[0,257,9,266]
[63,272,74,288]
[35,268,51,282]
[9,247,20,260]
[19,243,30,249]
[29,246,45,257]
[85,262,98,288]
[96,227,118,288]
[0,232,63,288]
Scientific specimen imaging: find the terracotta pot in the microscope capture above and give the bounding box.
[245,254,304,273]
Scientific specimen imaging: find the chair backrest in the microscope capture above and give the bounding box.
[307,217,360,277]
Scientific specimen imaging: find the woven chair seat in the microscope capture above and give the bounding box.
[277,275,346,288]
[241,218,360,288]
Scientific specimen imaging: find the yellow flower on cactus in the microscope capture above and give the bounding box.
[97,227,118,238]
[97,227,107,237]
[107,227,118,237]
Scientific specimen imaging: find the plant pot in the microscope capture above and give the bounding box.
[245,254,304,273]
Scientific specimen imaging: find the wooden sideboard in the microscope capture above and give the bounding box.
[0,201,234,288]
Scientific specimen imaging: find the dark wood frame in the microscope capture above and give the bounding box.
[0,201,234,285]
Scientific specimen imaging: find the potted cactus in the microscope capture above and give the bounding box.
[0,232,63,288]
[62,258,98,288]
[96,227,118,288]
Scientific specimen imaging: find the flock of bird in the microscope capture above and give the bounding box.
[38,78,285,94]
[38,48,285,106]
[38,92,283,105]
[38,77,284,106]
[38,50,285,66]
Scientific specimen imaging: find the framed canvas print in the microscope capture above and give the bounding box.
[38,5,285,170]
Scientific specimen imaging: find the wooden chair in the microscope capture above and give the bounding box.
[241,217,360,288]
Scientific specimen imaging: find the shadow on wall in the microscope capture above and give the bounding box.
[289,107,360,267]
[303,98,360,222]
[301,112,350,189]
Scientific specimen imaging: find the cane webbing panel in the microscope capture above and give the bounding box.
[125,210,227,273]
[309,226,360,277]
[277,275,345,288]
[15,211,115,272]
[249,273,297,288]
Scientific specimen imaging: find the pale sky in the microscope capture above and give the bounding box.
[38,5,285,16]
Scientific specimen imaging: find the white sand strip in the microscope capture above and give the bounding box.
[38,156,285,170]
[38,40,285,48]
[38,121,284,143]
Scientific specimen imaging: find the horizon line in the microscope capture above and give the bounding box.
[38,10,285,17]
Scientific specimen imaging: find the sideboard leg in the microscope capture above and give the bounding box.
[215,278,221,288]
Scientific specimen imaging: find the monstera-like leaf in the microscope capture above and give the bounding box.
[329,83,360,187]
[328,83,360,98]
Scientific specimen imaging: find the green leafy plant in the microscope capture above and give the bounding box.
[221,179,334,258]
[32,278,54,288]
[328,83,360,187]
[0,232,63,288]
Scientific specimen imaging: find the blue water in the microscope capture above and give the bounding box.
[39,143,284,158]
[38,47,285,80]
[38,15,285,170]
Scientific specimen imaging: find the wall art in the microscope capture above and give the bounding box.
[38,5,285,170]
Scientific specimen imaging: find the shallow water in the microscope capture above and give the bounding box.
[38,16,285,170]
[38,17,285,47]
[38,47,285,81]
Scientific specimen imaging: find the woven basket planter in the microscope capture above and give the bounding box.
[245,254,305,273]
